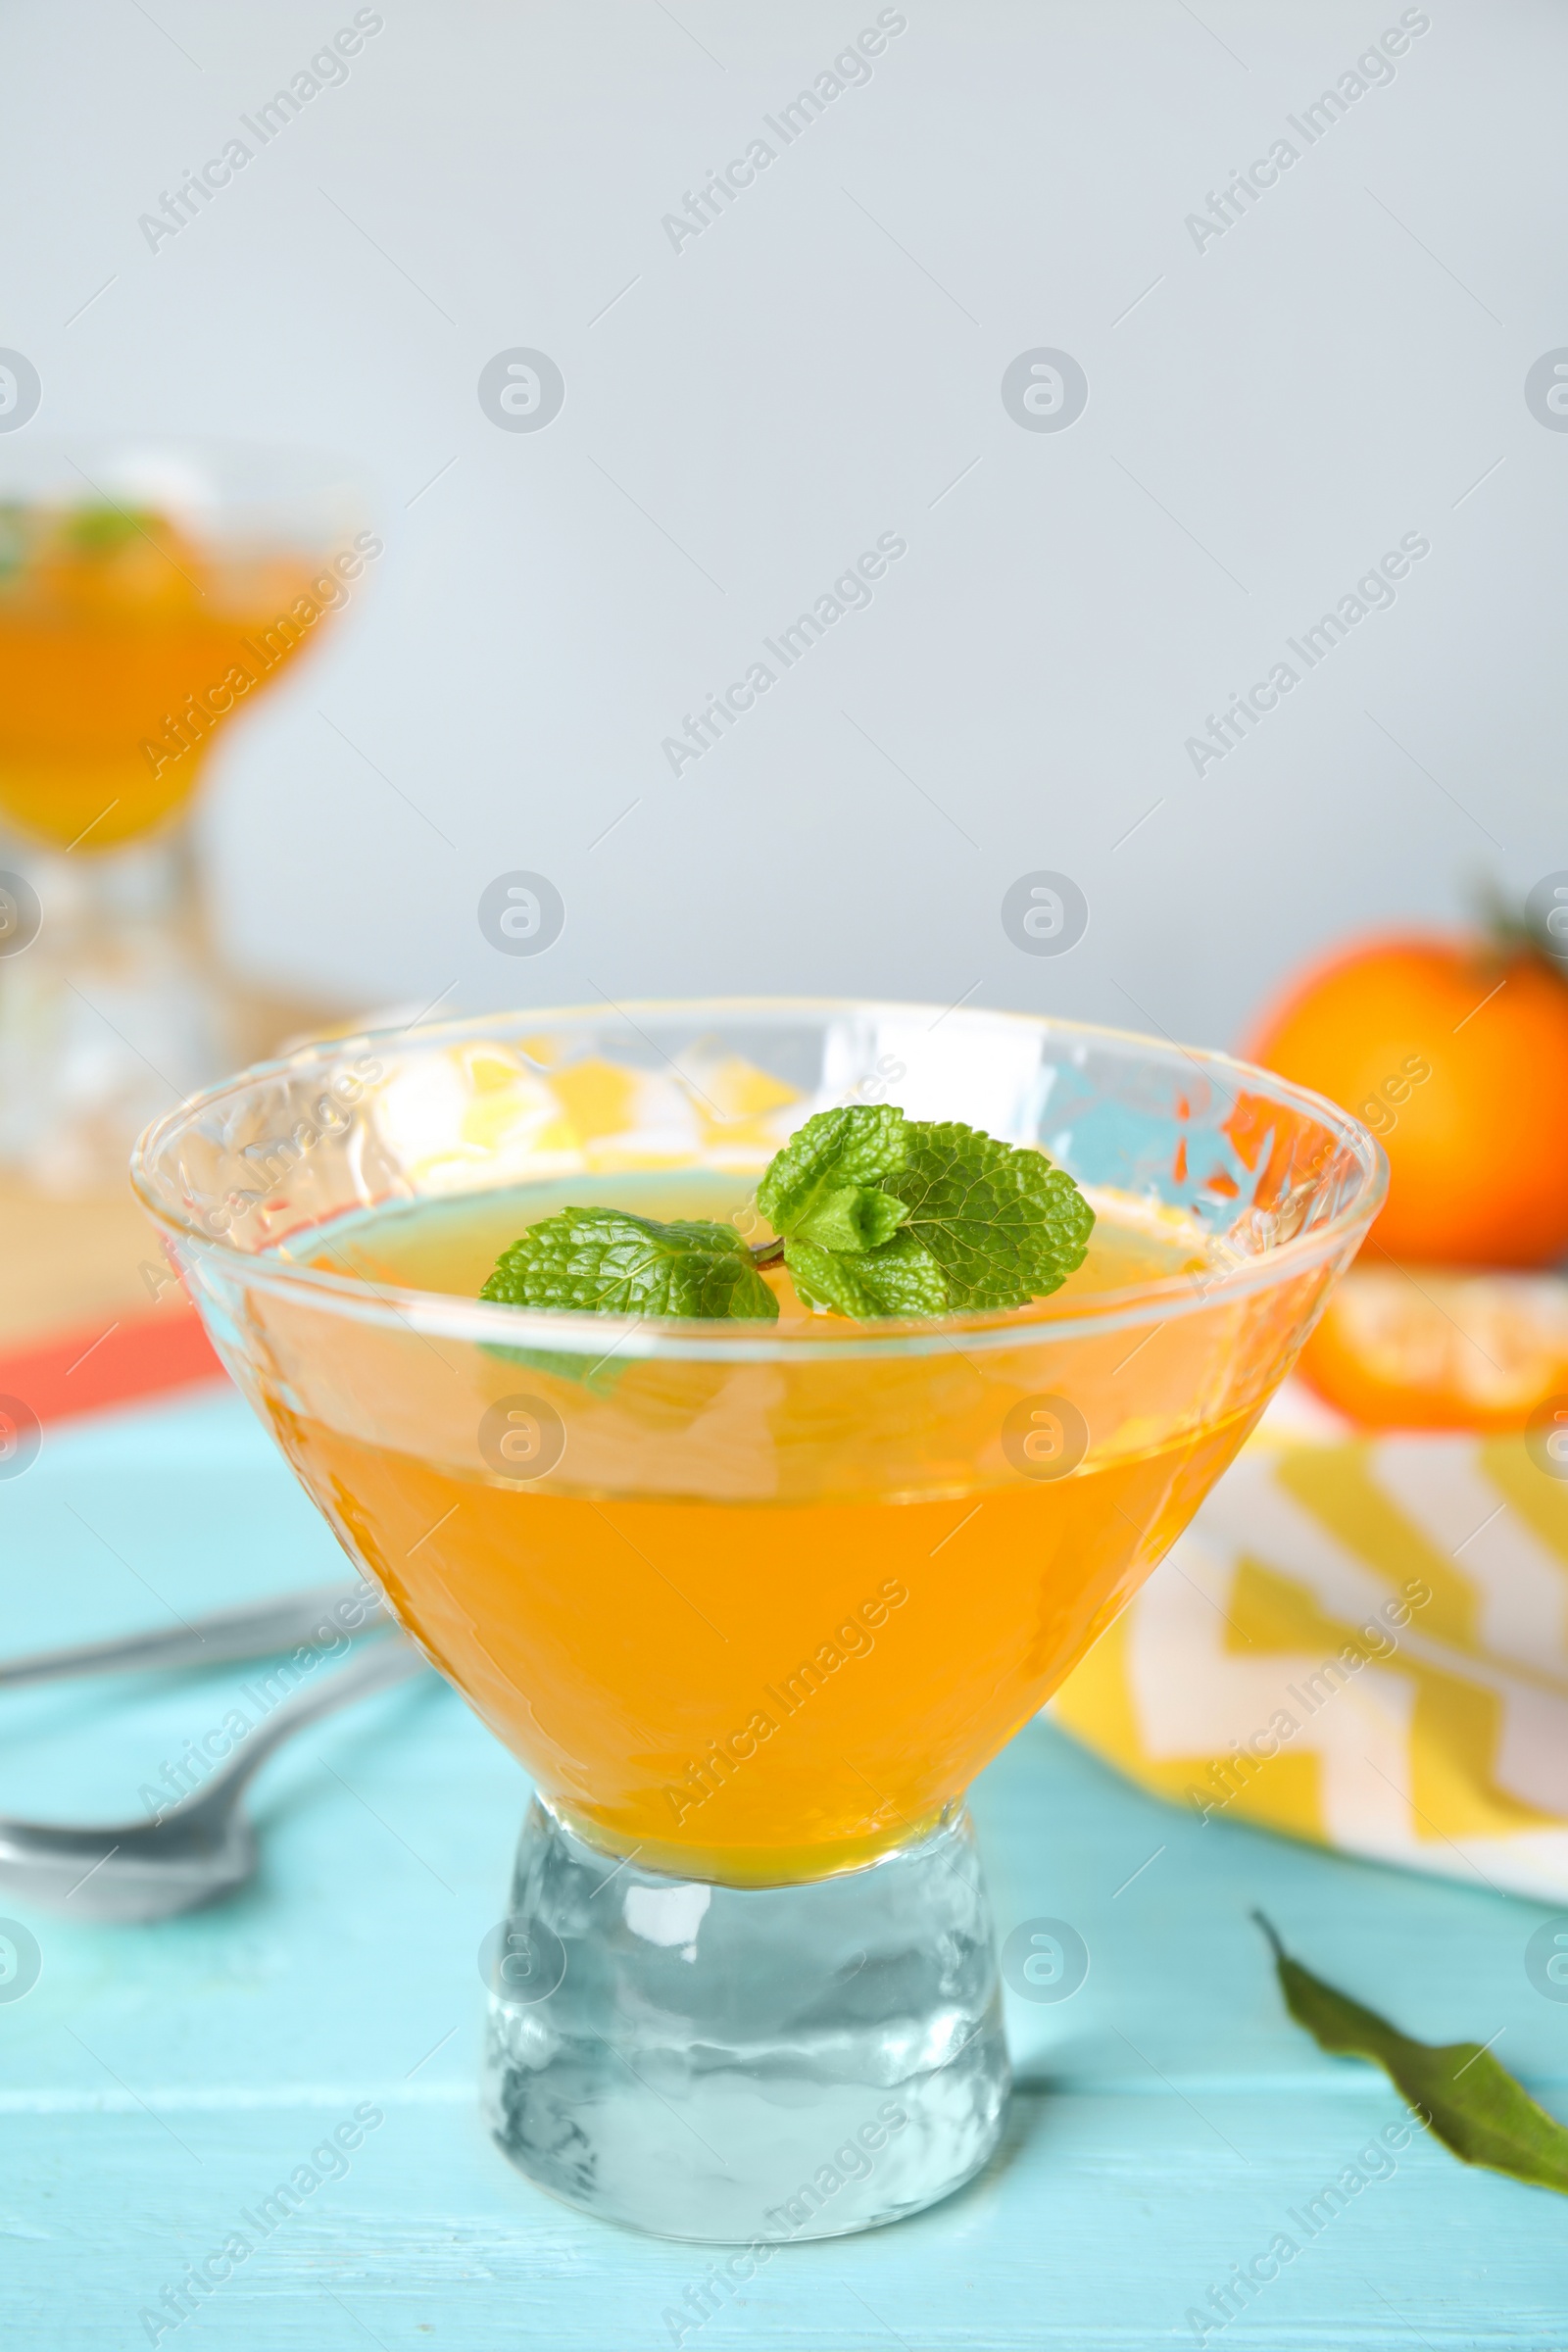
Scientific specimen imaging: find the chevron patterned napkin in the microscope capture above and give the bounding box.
[1052,1402,1568,1899]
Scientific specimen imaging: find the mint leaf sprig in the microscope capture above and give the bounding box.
[479,1103,1094,1326]
[482,1206,778,1322]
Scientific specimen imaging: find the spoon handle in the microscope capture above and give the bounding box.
[189,1634,430,1810]
[0,1580,385,1690]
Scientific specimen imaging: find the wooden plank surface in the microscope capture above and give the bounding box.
[3,1392,1566,2350]
[0,1180,172,1353]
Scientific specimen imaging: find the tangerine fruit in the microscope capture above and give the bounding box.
[1298,1265,1568,1431]
[1244,932,1568,1267]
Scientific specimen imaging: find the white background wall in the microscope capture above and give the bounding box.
[8,0,1564,1047]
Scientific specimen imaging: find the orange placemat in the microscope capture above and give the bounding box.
[0,1301,225,1428]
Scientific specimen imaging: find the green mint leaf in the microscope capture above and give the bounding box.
[888,1120,1095,1311]
[482,1207,779,1322]
[791,1182,909,1255]
[785,1230,949,1320]
[756,1103,910,1237]
[1255,1913,1568,2195]
[63,505,163,557]
[759,1103,1094,1319]
[477,1105,1095,1329]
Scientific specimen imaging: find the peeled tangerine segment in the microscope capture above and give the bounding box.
[1298,1265,1568,1430]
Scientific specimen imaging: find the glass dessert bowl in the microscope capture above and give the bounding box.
[131,1000,1384,2240]
[0,438,373,1187]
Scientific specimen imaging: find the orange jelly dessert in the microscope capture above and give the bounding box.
[261,1174,1264,1883]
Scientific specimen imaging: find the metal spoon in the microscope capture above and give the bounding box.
[0,1579,386,1690]
[0,1635,428,1922]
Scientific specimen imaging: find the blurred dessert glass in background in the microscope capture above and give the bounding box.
[0,440,373,1192]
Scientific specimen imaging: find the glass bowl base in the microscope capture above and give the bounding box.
[482,1797,1009,2242]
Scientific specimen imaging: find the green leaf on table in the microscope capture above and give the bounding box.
[1254,1912,1568,2195]
[481,1206,779,1322]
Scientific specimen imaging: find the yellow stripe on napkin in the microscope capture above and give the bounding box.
[1051,1424,1568,1899]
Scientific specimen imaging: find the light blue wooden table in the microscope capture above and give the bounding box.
[5,1389,1566,2350]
